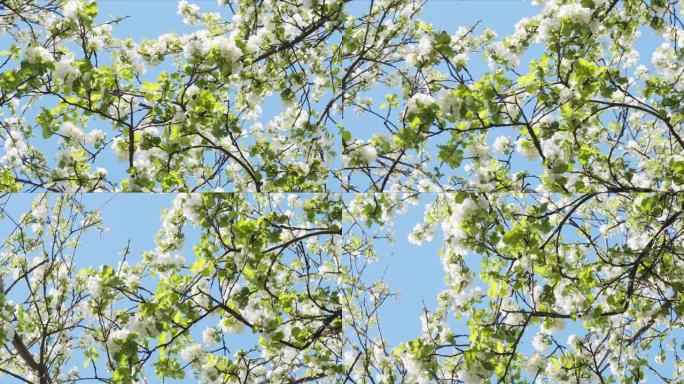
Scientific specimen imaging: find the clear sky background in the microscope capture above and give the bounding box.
[1,0,675,382]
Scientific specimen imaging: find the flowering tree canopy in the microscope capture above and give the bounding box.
[341,0,684,194]
[342,191,684,383]
[2,0,684,383]
[0,193,342,383]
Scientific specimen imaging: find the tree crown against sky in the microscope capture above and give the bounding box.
[3,190,684,383]
[1,0,684,384]
[343,190,684,383]
[340,0,684,194]
[0,0,679,193]
[0,193,343,383]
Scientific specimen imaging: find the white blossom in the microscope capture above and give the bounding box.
[86,275,104,299]
[417,35,433,60]
[220,319,246,334]
[2,322,15,340]
[202,327,220,345]
[532,333,549,352]
[516,138,539,159]
[59,122,84,142]
[493,136,511,153]
[212,36,243,63]
[558,4,592,24]
[25,46,52,63]
[180,343,204,362]
[111,137,129,162]
[54,53,80,85]
[63,0,84,20]
[177,0,201,26]
[85,129,105,147]
[109,328,131,343]
[406,93,436,115]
